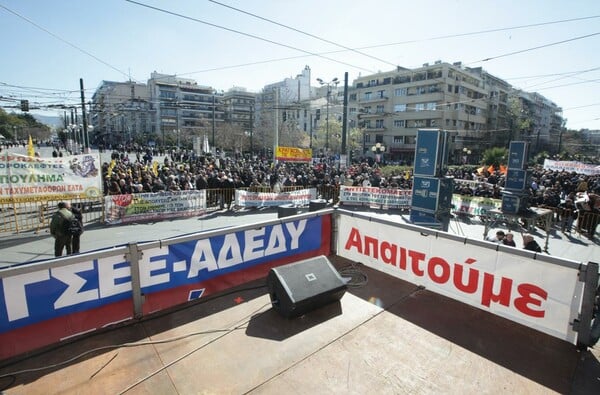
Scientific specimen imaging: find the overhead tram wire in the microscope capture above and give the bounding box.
[123,0,376,74]
[355,15,600,51]
[516,67,600,90]
[145,16,600,88]
[466,32,600,65]
[208,0,398,68]
[0,3,133,81]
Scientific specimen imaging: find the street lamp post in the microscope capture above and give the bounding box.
[371,142,386,164]
[316,77,339,153]
[462,147,471,164]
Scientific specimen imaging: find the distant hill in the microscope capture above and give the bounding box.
[33,114,63,128]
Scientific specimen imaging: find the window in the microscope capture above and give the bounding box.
[394,120,405,128]
[364,120,372,128]
[375,119,384,128]
[364,92,372,100]
[394,104,407,112]
[426,102,436,110]
[377,90,385,98]
[349,93,357,101]
[349,107,357,114]
[394,88,407,96]
[447,84,453,92]
[393,136,404,143]
[415,103,425,111]
[376,105,384,113]
[369,79,377,87]
[365,133,371,143]
[375,135,384,144]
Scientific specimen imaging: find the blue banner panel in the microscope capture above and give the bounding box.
[414,129,441,177]
[411,176,440,212]
[505,169,528,191]
[409,208,440,226]
[508,141,528,169]
[501,193,528,214]
[0,217,323,334]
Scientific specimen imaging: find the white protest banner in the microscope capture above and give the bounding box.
[0,153,102,203]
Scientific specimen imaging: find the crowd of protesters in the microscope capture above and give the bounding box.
[98,146,600,240]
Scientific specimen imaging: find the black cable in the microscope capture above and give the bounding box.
[0,3,132,81]
[208,0,398,68]
[337,262,368,288]
[124,0,376,74]
[0,374,16,392]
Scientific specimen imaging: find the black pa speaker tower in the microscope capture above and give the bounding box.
[267,256,347,318]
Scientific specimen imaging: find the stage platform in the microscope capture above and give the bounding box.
[1,256,598,394]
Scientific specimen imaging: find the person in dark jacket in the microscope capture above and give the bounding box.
[70,204,84,254]
[502,232,516,247]
[49,202,74,257]
[522,233,542,253]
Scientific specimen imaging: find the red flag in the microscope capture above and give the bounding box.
[500,165,507,175]
[487,164,495,173]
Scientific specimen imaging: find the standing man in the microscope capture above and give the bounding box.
[70,204,84,254]
[50,202,74,257]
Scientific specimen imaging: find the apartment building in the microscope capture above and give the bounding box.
[146,72,224,148]
[349,61,496,163]
[349,61,564,163]
[90,80,153,147]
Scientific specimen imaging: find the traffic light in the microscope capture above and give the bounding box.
[20,100,29,112]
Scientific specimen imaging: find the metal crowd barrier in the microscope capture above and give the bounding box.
[0,185,342,234]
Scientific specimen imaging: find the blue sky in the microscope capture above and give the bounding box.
[1,0,599,130]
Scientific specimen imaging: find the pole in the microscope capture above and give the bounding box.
[250,103,254,156]
[325,87,330,152]
[212,94,216,154]
[80,78,89,152]
[274,87,279,163]
[341,72,349,162]
[309,113,313,149]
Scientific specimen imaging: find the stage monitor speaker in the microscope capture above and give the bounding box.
[267,256,347,319]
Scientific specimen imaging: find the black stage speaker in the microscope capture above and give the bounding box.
[267,256,347,318]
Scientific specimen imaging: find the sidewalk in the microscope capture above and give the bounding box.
[3,206,597,269]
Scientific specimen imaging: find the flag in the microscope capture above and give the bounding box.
[487,164,495,173]
[27,135,35,157]
[477,166,485,175]
[152,161,159,176]
[500,165,508,175]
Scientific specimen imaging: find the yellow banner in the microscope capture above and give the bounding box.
[275,146,312,162]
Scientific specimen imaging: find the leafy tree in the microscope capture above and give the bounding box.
[481,147,508,168]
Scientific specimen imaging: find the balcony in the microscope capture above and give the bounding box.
[359,96,389,104]
[364,126,387,132]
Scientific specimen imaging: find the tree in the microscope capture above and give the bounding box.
[0,108,51,141]
[481,147,507,168]
[313,118,342,154]
[506,96,532,146]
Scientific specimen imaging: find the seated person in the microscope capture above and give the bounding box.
[522,233,542,253]
[503,232,516,247]
[486,230,505,243]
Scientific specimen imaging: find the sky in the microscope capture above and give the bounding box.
[1,0,599,130]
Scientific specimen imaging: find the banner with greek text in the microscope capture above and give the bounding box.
[451,195,502,216]
[0,217,323,335]
[275,146,312,162]
[336,214,583,343]
[235,188,316,207]
[339,185,412,208]
[543,159,600,175]
[104,190,207,225]
[0,153,102,203]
